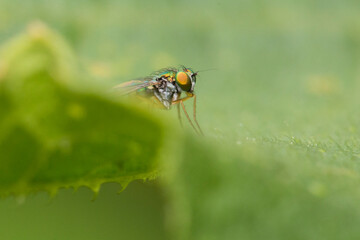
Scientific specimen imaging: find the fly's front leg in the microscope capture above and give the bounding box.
[171,92,194,105]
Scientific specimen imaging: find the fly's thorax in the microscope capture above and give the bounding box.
[156,78,177,92]
[153,78,179,109]
[158,71,176,83]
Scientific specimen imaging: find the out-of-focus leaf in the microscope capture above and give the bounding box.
[0,22,164,197]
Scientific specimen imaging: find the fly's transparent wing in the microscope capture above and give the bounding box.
[112,79,158,95]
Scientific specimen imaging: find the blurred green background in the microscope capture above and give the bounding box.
[1,0,360,239]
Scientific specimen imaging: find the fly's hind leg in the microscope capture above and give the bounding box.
[177,104,183,128]
[180,100,200,135]
[192,94,204,135]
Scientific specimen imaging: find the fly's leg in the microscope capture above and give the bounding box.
[193,94,204,135]
[172,93,204,136]
[177,104,183,128]
[180,100,200,135]
[171,93,194,105]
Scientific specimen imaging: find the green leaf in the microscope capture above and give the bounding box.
[0,22,164,197]
[164,136,360,240]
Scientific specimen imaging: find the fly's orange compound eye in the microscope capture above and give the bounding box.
[176,71,190,85]
[176,71,192,92]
